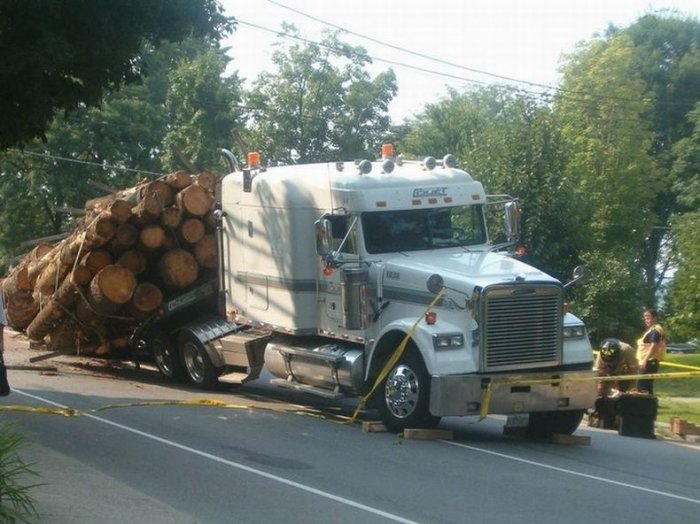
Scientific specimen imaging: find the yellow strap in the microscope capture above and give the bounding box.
[347,289,445,424]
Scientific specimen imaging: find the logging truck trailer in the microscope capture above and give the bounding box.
[140,145,596,434]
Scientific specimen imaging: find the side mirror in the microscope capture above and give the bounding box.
[315,218,333,257]
[504,201,520,243]
[564,265,589,288]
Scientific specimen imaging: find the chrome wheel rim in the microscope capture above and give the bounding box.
[183,341,206,383]
[384,364,420,419]
[153,340,174,376]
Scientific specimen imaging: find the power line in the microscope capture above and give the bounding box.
[256,0,687,109]
[265,0,558,90]
[6,149,164,177]
[235,18,660,114]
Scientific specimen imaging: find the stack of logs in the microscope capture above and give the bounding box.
[0,170,219,356]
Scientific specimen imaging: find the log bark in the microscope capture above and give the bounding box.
[81,250,113,276]
[140,180,174,208]
[159,249,199,289]
[194,170,217,193]
[25,267,93,341]
[131,192,162,225]
[97,199,132,224]
[2,243,54,295]
[165,170,193,191]
[176,184,214,217]
[4,291,39,330]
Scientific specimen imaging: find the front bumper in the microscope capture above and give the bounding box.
[430,370,597,416]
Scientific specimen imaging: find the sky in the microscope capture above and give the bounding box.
[221,0,699,122]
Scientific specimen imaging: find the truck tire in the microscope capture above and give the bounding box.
[527,410,585,438]
[377,346,440,433]
[179,332,220,389]
[148,329,184,381]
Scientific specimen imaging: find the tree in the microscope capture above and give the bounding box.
[556,12,700,337]
[0,38,241,270]
[0,0,233,149]
[665,212,700,342]
[161,47,242,172]
[609,14,700,297]
[665,103,700,342]
[244,26,397,164]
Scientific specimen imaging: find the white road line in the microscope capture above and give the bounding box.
[443,439,700,505]
[14,389,418,524]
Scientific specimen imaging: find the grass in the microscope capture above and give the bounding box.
[0,422,38,524]
[655,353,700,426]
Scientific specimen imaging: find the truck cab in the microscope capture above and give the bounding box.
[166,147,595,435]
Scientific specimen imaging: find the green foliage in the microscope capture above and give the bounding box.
[665,212,700,341]
[656,353,700,426]
[244,26,397,164]
[0,38,240,267]
[557,35,658,255]
[569,251,647,343]
[0,423,38,524]
[604,15,700,295]
[0,0,233,149]
[162,47,242,172]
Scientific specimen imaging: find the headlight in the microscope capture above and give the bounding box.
[433,333,464,349]
[563,325,586,339]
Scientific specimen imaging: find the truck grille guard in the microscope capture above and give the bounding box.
[480,283,562,372]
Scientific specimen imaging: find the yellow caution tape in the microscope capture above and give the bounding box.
[661,361,700,371]
[347,289,445,424]
[0,398,253,417]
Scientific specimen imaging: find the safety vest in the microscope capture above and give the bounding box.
[636,324,666,362]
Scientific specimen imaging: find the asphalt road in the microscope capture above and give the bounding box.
[2,336,700,524]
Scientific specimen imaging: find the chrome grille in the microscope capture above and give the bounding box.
[483,284,562,371]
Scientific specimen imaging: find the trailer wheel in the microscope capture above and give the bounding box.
[527,410,585,438]
[377,346,440,432]
[179,332,220,389]
[148,329,184,381]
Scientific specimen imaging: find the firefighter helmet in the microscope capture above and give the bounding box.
[600,338,621,363]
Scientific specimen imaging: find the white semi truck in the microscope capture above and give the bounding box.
[140,145,596,435]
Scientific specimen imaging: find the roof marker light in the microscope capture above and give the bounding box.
[382,143,394,158]
[442,154,457,168]
[358,159,372,175]
[247,151,260,167]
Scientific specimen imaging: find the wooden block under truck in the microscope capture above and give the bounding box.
[138,144,596,435]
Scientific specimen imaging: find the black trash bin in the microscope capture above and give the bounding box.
[617,394,658,439]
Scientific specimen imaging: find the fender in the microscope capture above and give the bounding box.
[365,318,472,382]
[177,316,240,369]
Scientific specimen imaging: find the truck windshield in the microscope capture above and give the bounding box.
[362,205,487,254]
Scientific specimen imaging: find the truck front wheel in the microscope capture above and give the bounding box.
[377,346,440,432]
[179,332,220,389]
[527,410,585,438]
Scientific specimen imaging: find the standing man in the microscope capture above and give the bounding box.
[0,283,10,396]
[636,309,666,394]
